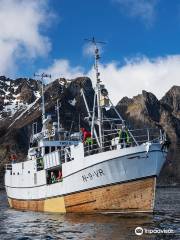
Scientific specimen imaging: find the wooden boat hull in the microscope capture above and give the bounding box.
[8,176,156,213]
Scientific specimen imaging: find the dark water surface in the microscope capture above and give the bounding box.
[0,188,180,240]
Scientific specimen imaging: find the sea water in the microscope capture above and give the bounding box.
[0,187,180,240]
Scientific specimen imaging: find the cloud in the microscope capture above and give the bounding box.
[87,55,180,104]
[113,0,158,26]
[38,59,84,82]
[0,0,53,75]
[39,54,180,104]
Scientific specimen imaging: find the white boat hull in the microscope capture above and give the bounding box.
[5,143,167,213]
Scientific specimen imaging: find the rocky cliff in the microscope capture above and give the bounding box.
[0,76,94,187]
[0,76,179,187]
[117,86,180,185]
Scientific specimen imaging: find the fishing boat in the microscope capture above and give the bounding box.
[4,40,168,213]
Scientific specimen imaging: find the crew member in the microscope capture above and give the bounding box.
[118,126,131,147]
[11,154,17,163]
[50,172,56,184]
[81,128,93,145]
[57,170,62,181]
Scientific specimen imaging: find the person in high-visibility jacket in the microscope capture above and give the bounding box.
[118,126,131,147]
[50,172,56,184]
[81,128,93,145]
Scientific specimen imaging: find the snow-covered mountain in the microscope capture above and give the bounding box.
[0,76,41,121]
[0,76,179,187]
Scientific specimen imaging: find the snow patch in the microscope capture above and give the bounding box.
[34,91,41,98]
[9,97,40,128]
[68,98,77,106]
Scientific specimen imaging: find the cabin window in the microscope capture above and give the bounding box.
[51,146,55,152]
[46,166,63,185]
[28,171,30,174]
[45,147,50,154]
[6,165,12,170]
[17,172,19,175]
[13,172,15,175]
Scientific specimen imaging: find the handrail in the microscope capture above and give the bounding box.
[6,128,163,167]
[83,128,162,150]
[86,128,159,141]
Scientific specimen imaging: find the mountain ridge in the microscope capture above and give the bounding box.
[0,76,179,187]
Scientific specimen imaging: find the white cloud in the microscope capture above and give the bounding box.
[39,59,84,82]
[0,0,52,75]
[41,55,180,104]
[113,0,158,26]
[87,55,180,104]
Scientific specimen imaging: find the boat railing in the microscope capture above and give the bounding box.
[5,128,164,169]
[83,128,164,156]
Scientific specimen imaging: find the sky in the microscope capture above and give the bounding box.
[0,0,180,103]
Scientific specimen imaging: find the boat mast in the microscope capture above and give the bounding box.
[84,37,106,149]
[56,99,61,131]
[94,42,103,149]
[34,73,51,127]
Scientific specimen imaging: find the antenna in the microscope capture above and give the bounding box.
[34,73,51,126]
[84,37,106,46]
[84,37,106,84]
